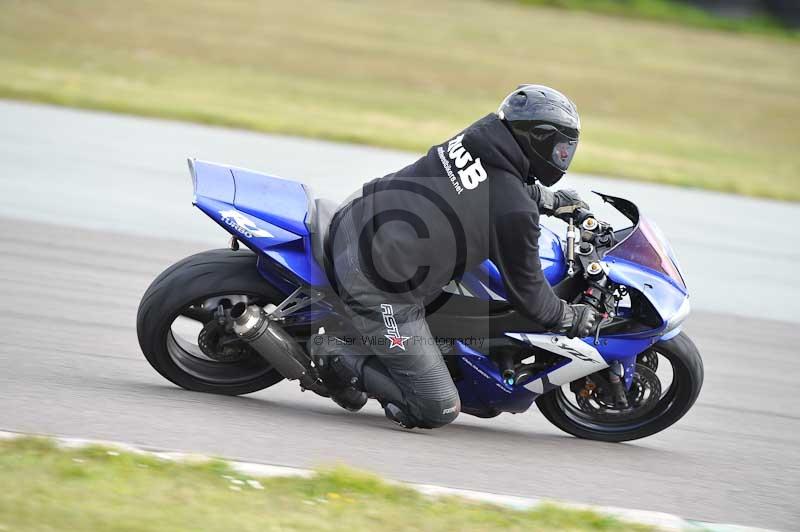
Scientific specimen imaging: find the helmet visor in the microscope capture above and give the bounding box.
[531,124,578,171]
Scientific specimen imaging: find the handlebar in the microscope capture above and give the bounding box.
[573,207,595,225]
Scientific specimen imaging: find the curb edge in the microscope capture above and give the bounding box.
[0,431,773,532]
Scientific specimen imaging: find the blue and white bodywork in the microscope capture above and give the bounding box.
[188,159,691,417]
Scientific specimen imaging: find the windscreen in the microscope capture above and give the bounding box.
[606,216,686,289]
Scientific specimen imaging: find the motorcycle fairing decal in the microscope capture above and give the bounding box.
[190,159,330,287]
[458,260,508,301]
[506,333,609,393]
[463,277,506,301]
[190,159,311,237]
[195,197,300,247]
[219,209,274,239]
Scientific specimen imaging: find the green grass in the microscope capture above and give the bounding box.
[516,0,799,38]
[0,437,651,532]
[0,0,798,200]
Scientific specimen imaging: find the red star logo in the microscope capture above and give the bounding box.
[385,334,411,351]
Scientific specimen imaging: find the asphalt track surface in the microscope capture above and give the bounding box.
[0,101,798,529]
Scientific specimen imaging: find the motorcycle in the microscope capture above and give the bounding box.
[136,159,703,442]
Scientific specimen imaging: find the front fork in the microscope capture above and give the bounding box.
[572,355,636,394]
[607,360,630,407]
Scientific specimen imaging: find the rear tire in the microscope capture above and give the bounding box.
[536,332,703,442]
[137,249,285,395]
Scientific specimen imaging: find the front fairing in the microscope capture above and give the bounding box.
[604,255,690,335]
[597,193,690,336]
[457,192,690,337]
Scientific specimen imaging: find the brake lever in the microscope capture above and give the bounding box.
[594,312,608,346]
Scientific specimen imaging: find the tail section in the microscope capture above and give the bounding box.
[188,159,327,286]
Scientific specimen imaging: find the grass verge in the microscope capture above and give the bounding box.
[515,0,799,38]
[0,0,797,200]
[0,437,652,531]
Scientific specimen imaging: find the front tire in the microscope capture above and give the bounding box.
[137,249,285,395]
[536,332,703,442]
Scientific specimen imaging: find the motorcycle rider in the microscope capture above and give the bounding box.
[312,84,599,429]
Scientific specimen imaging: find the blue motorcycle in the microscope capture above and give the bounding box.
[137,160,703,442]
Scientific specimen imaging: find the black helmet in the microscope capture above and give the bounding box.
[498,84,580,187]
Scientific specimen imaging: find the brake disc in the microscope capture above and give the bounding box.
[637,349,659,372]
[198,320,255,363]
[576,364,661,422]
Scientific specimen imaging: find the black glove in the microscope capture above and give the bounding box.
[553,303,599,339]
[532,185,589,222]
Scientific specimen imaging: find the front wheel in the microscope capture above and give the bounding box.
[136,249,285,395]
[536,332,703,442]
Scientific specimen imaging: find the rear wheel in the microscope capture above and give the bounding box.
[136,249,285,395]
[536,332,703,442]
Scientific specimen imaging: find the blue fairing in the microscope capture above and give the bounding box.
[230,167,310,236]
[538,225,568,285]
[455,341,536,413]
[190,159,328,286]
[605,256,688,333]
[454,334,651,413]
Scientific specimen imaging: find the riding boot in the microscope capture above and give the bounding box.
[308,334,368,412]
[382,402,416,429]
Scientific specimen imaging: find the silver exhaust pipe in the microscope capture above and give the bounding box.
[231,303,324,393]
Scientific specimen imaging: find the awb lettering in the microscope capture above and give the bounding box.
[446,134,487,191]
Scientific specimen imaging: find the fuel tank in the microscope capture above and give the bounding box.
[458,225,566,301]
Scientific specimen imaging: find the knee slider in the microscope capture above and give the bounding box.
[413,396,460,429]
